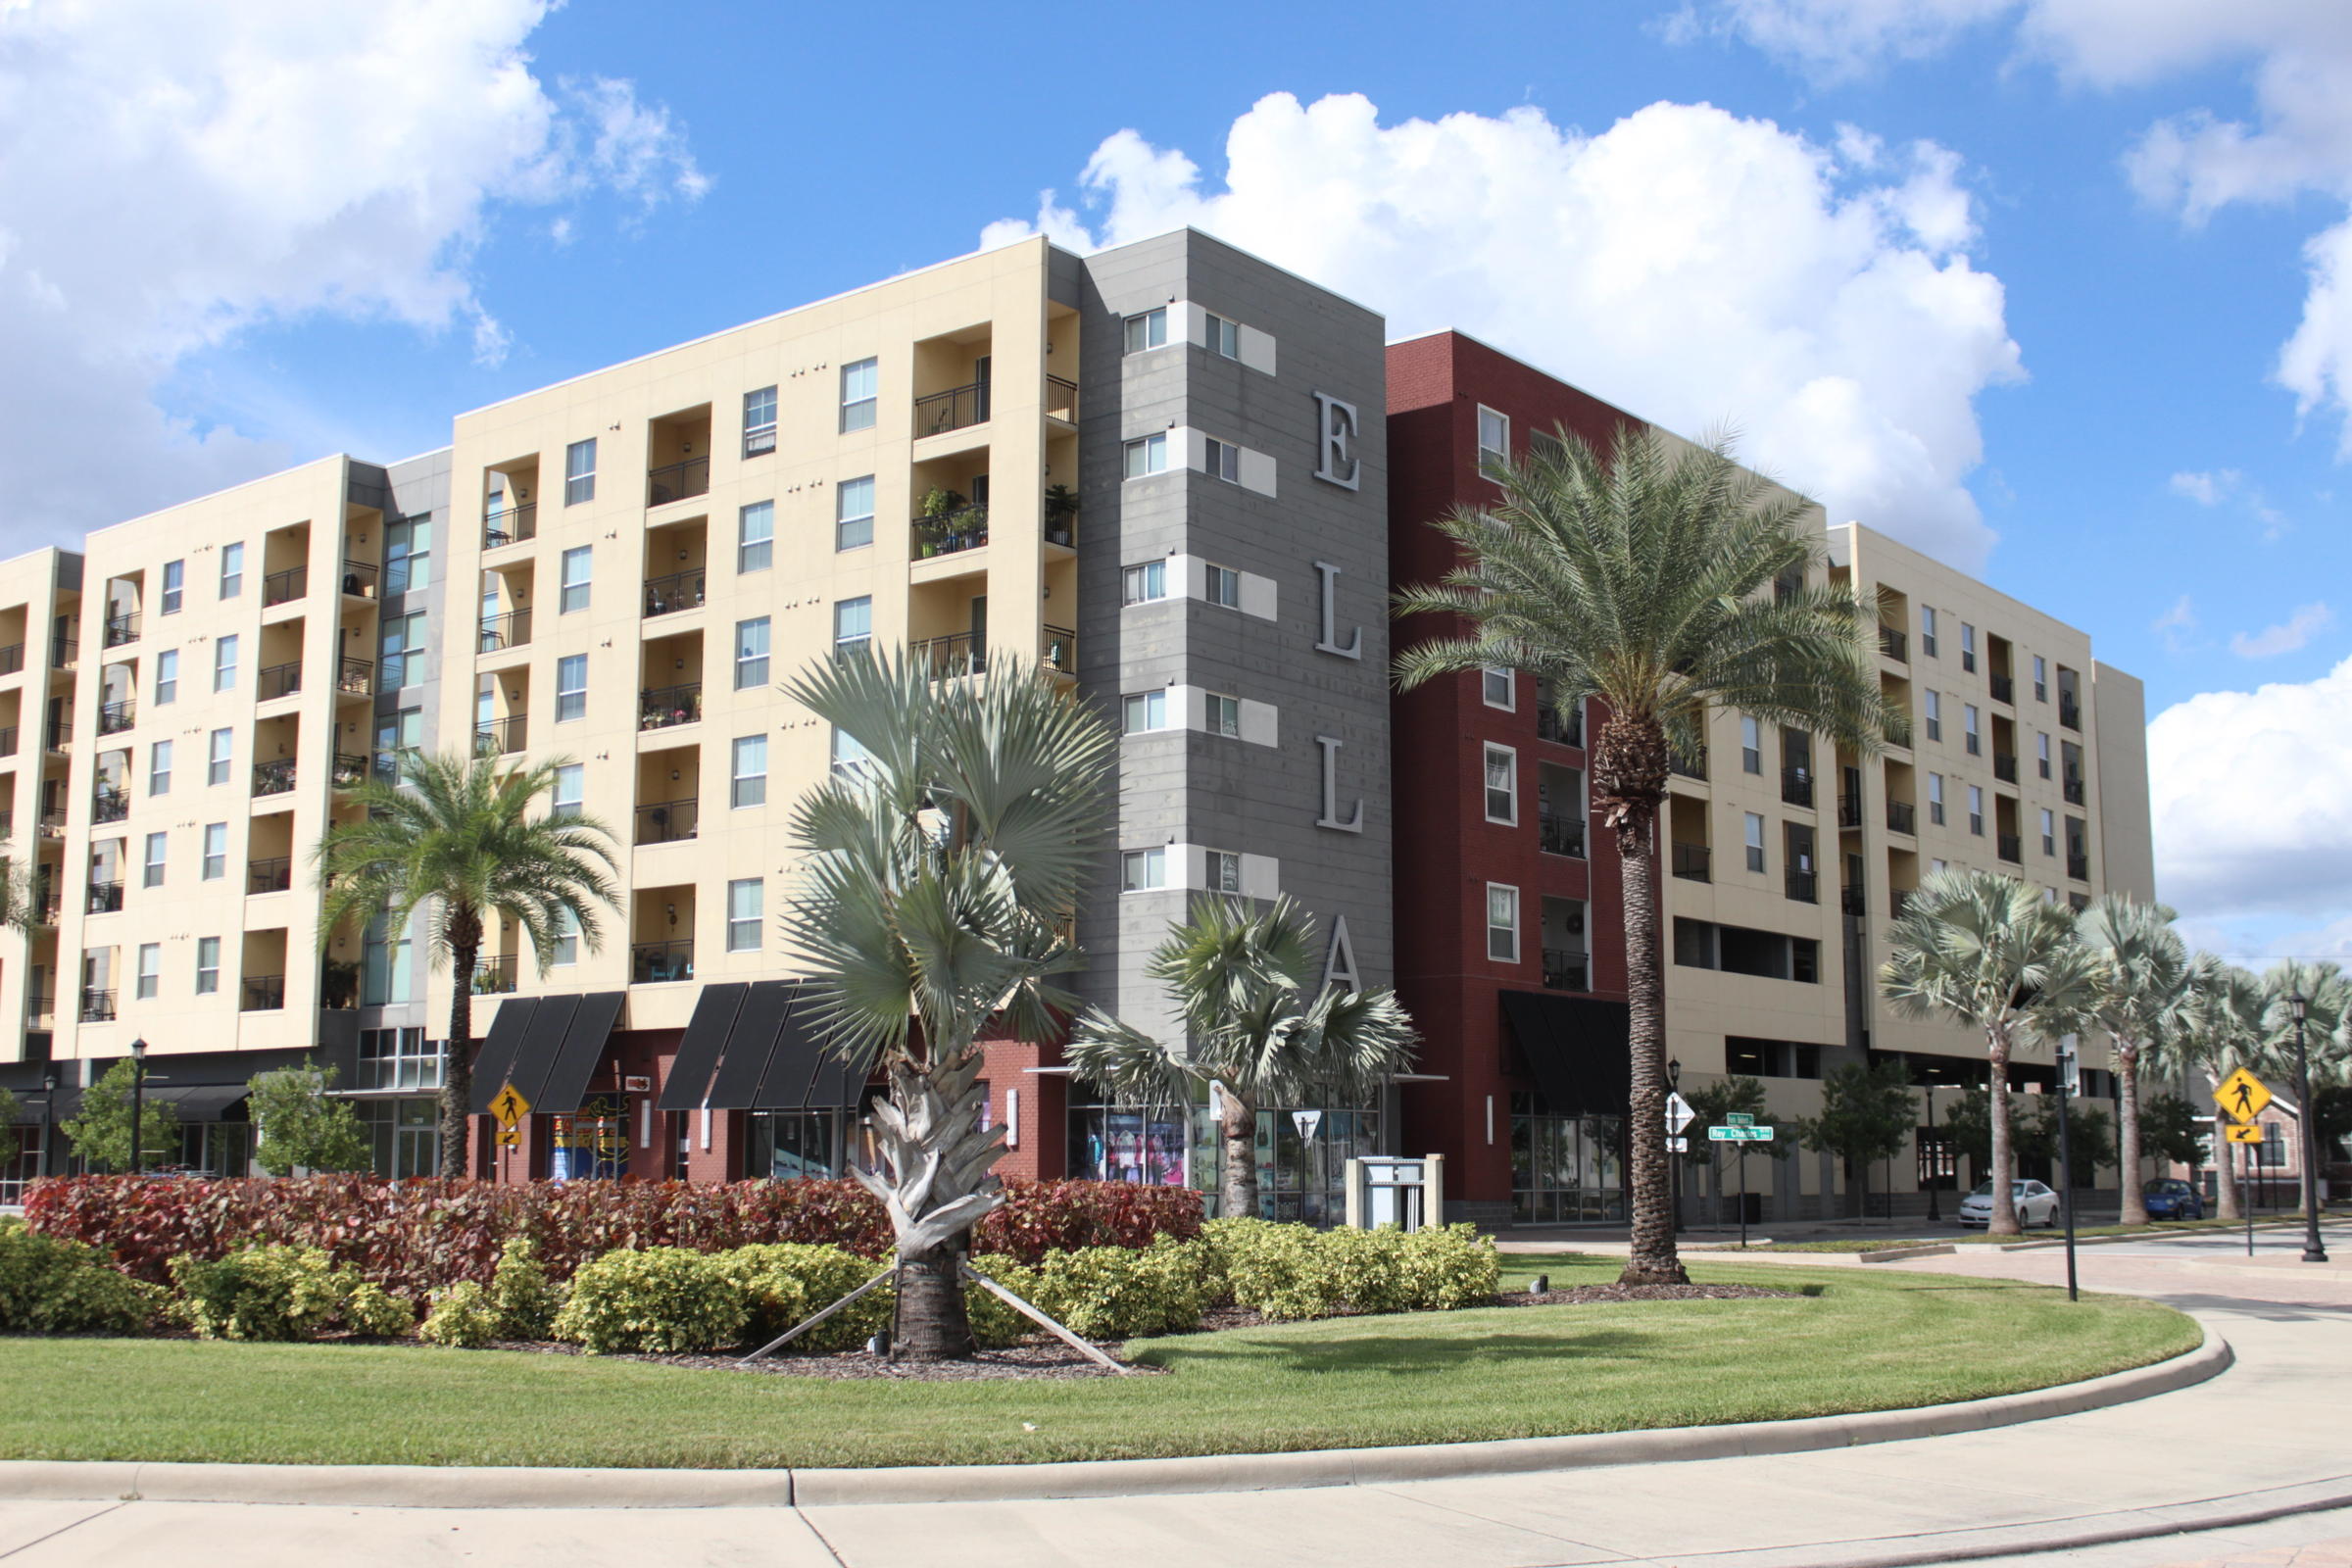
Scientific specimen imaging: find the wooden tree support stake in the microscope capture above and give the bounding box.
[736,1265,896,1364]
[959,1261,1132,1375]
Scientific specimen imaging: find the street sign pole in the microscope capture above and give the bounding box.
[1739,1144,1749,1250]
[2055,1044,2079,1303]
[2246,1133,2255,1258]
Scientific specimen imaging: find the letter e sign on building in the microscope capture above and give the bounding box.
[1313,392,1360,490]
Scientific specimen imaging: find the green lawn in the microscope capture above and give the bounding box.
[0,1254,2197,1470]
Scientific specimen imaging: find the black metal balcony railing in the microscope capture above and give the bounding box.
[475,714,528,755]
[2063,776,2086,807]
[1042,625,1078,677]
[1672,841,1712,882]
[91,788,128,824]
[1781,767,1814,808]
[1542,950,1590,993]
[643,569,707,618]
[44,718,70,753]
[1879,625,1908,662]
[1837,793,1862,828]
[1993,751,2018,783]
[2068,853,2090,882]
[1841,887,1867,917]
[478,609,533,653]
[1669,746,1707,780]
[37,808,66,838]
[0,726,16,759]
[331,752,371,790]
[241,975,286,1012]
[248,857,294,895]
[471,955,519,995]
[484,503,538,550]
[638,685,701,732]
[80,988,116,1023]
[263,565,309,608]
[337,657,374,698]
[1786,870,1819,904]
[631,939,696,985]
[913,632,985,680]
[2059,696,2082,731]
[339,560,379,599]
[1045,374,1079,424]
[1536,706,1583,747]
[914,380,991,437]
[86,879,123,914]
[647,455,710,507]
[1538,812,1586,858]
[0,642,22,675]
[911,505,990,559]
[1887,800,1917,835]
[1997,833,2023,863]
[96,700,135,736]
[24,992,52,1022]
[258,662,303,702]
[635,797,701,845]
[103,612,140,649]
[252,759,297,798]
[1989,672,2015,704]
[51,636,77,669]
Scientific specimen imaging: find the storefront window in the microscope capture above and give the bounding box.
[1074,1091,1379,1225]
[1509,1093,1626,1223]
[359,1099,439,1178]
[744,1109,843,1181]
[1067,1103,1193,1189]
[168,1121,252,1178]
[550,1095,630,1181]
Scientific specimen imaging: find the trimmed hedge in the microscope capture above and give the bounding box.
[1200,1218,1500,1322]
[169,1245,416,1342]
[0,1226,161,1335]
[554,1248,749,1354]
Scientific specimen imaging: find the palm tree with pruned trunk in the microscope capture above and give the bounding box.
[1393,423,1902,1285]
[2075,895,2193,1224]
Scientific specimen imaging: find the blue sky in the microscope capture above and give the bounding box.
[6,0,2351,960]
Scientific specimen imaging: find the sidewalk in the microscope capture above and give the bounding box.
[5,1224,2350,1567]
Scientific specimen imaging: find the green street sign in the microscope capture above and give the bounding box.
[1725,1112,1755,1127]
[1708,1124,1776,1143]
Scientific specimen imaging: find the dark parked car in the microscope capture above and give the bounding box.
[2143,1178,2205,1220]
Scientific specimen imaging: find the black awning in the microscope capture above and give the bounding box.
[703,981,793,1108]
[1501,991,1632,1119]
[749,990,830,1109]
[533,992,625,1115]
[144,1084,252,1121]
[467,998,542,1113]
[507,994,583,1108]
[692,982,865,1110]
[660,983,748,1111]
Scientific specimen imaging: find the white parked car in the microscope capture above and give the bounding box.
[1957,1179,2061,1229]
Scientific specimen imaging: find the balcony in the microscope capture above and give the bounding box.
[258,662,303,702]
[1781,767,1814,808]
[1671,842,1712,882]
[913,632,984,680]
[2059,696,2082,731]
[631,939,695,985]
[471,955,519,995]
[96,700,136,736]
[1536,706,1584,747]
[1989,752,2018,785]
[1997,833,2023,863]
[635,797,700,846]
[1989,672,2014,705]
[37,808,66,838]
[477,609,533,654]
[24,993,52,1023]
[1043,625,1078,677]
[638,685,702,732]
[643,569,707,618]
[50,636,77,670]
[337,657,374,698]
[263,565,309,608]
[103,612,140,650]
[248,857,293,895]
[339,561,379,600]
[1890,890,1912,920]
[1840,887,1866,917]
[0,725,15,758]
[646,456,710,508]
[2067,854,2090,882]
[1669,746,1708,781]
[1836,793,1862,828]
[913,380,990,438]
[1878,626,1908,662]
[91,788,128,824]
[1045,374,1079,424]
[1541,950,1590,992]
[475,714,528,755]
[80,989,116,1023]
[2063,776,2085,807]
[86,879,123,915]
[252,759,297,798]
[241,975,286,1012]
[1786,869,1819,904]
[44,718,69,753]
[484,504,538,550]
[1886,799,1917,835]
[331,752,371,790]
[911,505,990,559]
[0,642,21,675]
[1538,811,1586,858]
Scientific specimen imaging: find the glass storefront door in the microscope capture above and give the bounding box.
[1509,1093,1628,1222]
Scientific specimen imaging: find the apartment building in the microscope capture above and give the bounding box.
[1386,331,2155,1225]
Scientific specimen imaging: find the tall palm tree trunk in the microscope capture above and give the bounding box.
[2115,1043,2147,1225]
[1220,1086,1259,1221]
[1985,1029,2020,1235]
[1604,717,1685,1286]
[442,906,480,1178]
[859,1052,999,1360]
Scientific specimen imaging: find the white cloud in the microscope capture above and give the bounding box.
[0,0,705,553]
[2152,594,2200,652]
[2170,467,2241,505]
[2229,601,2333,658]
[987,93,2021,569]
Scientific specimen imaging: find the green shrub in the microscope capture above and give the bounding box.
[169,1245,362,1341]
[418,1281,504,1348]
[1395,1223,1500,1309]
[716,1243,890,1352]
[1029,1235,1205,1339]
[552,1248,748,1354]
[0,1226,160,1335]
[488,1239,562,1340]
[1323,1226,1416,1315]
[962,1253,1045,1348]
[343,1282,416,1339]
[1196,1218,1499,1321]
[1205,1217,1337,1320]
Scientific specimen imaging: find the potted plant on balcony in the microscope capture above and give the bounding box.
[1044,484,1080,547]
[318,958,360,1011]
[916,487,964,558]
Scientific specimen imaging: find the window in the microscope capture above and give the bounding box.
[1121,561,1168,605]
[830,726,875,779]
[140,740,171,798]
[1920,606,1938,658]
[1740,715,1763,774]
[1121,848,1166,891]
[839,357,877,432]
[161,561,184,615]
[213,634,238,691]
[552,763,583,820]
[220,542,244,600]
[375,707,422,781]
[1924,690,1941,743]
[207,729,232,786]
[1929,772,1945,826]
[1205,693,1241,738]
[1477,406,1509,466]
[1203,564,1241,609]
[1933,857,1948,874]
[2037,732,2052,778]
[726,878,762,953]
[1745,812,1767,873]
[201,822,226,880]
[560,546,591,613]
[360,914,415,1007]
[1486,884,1520,963]
[1204,312,1241,358]
[552,906,579,967]
[1123,433,1168,478]
[1964,704,1981,756]
[1122,690,1168,733]
[555,654,587,721]
[730,735,767,808]
[154,649,177,705]
[836,475,874,551]
[743,386,778,458]
[1204,438,1241,482]
[385,515,431,596]
[379,612,427,689]
[1123,308,1168,353]
[833,596,871,656]
[729,618,770,691]
[1967,784,1984,836]
[195,936,220,995]
[1484,744,1517,824]
[1482,667,1514,710]
[738,501,773,574]
[564,438,597,505]
[2040,807,2056,857]
[1207,849,1243,893]
[142,832,167,889]
[2033,654,2048,703]
[1961,622,1978,672]
[136,943,160,1001]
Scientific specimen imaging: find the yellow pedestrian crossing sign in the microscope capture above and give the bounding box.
[2224,1123,2266,1146]
[489,1083,531,1130]
[2214,1068,2271,1125]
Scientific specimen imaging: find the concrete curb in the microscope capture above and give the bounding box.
[1857,1245,1956,1263]
[0,1328,2231,1510]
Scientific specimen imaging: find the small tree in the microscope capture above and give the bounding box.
[2312,1085,2352,1165]
[2138,1091,2206,1175]
[1799,1060,1916,1218]
[248,1061,371,1175]
[60,1059,178,1172]
[0,1087,20,1170]
[2028,1096,2113,1193]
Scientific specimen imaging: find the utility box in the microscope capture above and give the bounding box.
[1345,1154,1446,1231]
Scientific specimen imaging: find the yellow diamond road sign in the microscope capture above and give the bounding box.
[2225,1123,2267,1146]
[2214,1068,2272,1125]
[489,1083,531,1130]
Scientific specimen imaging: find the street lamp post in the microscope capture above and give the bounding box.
[1924,1081,1941,1224]
[38,1069,57,1178]
[126,1037,148,1177]
[2055,1042,2081,1302]
[2289,993,2330,1264]
[1667,1056,1683,1237]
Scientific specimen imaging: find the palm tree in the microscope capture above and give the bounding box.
[1067,895,1419,1222]
[315,752,620,1177]
[2258,960,2349,1215]
[780,650,1115,1360]
[2075,895,2193,1224]
[2169,956,2266,1220]
[1881,868,2102,1235]
[1392,423,1902,1285]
